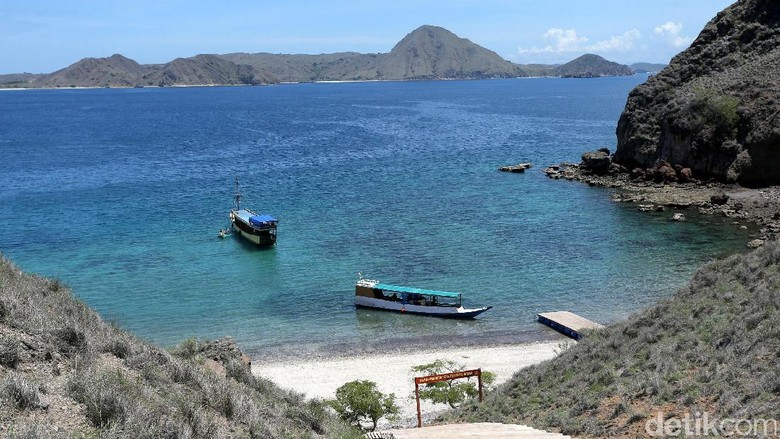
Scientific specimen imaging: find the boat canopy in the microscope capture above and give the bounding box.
[373,283,461,299]
[249,214,277,226]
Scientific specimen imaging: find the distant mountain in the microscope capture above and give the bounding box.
[374,25,524,80]
[23,54,277,88]
[554,54,634,78]
[219,52,380,82]
[221,25,523,82]
[629,62,667,73]
[148,54,277,86]
[0,73,43,86]
[34,54,148,88]
[4,25,639,88]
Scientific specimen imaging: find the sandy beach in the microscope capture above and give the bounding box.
[252,341,564,427]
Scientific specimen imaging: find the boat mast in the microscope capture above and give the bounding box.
[233,177,242,211]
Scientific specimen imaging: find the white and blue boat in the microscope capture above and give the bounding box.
[229,178,278,247]
[355,277,492,318]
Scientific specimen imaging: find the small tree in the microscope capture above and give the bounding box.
[411,359,496,408]
[327,380,398,431]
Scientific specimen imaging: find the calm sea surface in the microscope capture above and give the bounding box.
[0,78,749,360]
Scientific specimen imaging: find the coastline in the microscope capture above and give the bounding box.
[252,340,562,428]
[544,162,780,246]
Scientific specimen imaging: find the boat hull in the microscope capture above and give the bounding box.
[354,296,491,319]
[231,222,276,246]
[230,210,277,247]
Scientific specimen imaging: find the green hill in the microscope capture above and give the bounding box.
[450,242,780,437]
[0,255,358,438]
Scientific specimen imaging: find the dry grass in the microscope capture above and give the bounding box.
[0,254,361,438]
[450,241,780,437]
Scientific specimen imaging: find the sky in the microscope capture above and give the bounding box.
[1,0,736,74]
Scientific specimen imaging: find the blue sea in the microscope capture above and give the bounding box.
[0,78,749,360]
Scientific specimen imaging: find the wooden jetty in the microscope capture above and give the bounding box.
[537,311,603,340]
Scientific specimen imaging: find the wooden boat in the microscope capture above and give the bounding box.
[229,178,278,247]
[355,277,492,319]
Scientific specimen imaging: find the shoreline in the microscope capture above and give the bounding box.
[544,162,780,246]
[252,340,563,428]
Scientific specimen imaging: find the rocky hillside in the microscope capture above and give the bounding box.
[614,0,780,186]
[149,54,277,86]
[34,54,149,88]
[0,256,358,438]
[219,52,380,82]
[554,54,633,78]
[451,241,780,437]
[28,54,277,88]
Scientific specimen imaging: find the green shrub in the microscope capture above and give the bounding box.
[327,380,398,431]
[690,88,741,138]
[411,359,496,408]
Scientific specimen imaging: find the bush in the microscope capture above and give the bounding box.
[411,359,496,408]
[327,380,398,431]
[0,337,21,368]
[1,372,42,410]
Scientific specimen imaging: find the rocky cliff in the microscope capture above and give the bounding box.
[614,0,780,186]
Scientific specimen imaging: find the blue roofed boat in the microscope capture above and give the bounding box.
[355,276,492,318]
[229,178,278,247]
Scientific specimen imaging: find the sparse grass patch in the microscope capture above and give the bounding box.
[1,372,42,410]
[0,336,21,368]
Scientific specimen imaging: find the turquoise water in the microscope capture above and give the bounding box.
[0,78,749,360]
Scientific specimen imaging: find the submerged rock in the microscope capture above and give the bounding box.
[499,162,533,173]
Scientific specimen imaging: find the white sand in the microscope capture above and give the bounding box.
[252,341,564,427]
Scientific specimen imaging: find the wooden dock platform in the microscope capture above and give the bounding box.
[537,311,603,340]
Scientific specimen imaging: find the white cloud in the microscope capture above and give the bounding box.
[542,28,588,52]
[654,21,691,47]
[589,29,641,52]
[518,28,641,55]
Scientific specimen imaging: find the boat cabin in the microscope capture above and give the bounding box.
[356,282,463,307]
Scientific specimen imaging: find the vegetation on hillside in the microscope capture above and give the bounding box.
[450,242,780,437]
[0,255,359,438]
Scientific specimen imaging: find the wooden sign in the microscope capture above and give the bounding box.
[413,368,483,428]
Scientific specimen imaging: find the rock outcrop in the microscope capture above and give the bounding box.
[614,0,780,186]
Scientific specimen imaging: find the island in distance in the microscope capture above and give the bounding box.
[1,25,666,88]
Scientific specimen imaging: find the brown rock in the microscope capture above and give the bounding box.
[654,162,677,183]
[711,192,730,205]
[678,167,693,182]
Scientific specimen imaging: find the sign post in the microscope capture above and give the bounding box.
[413,368,483,428]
